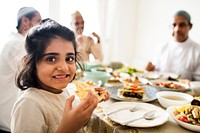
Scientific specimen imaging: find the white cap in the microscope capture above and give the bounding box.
[17,7,37,21]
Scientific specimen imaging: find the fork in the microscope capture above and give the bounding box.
[107,106,140,115]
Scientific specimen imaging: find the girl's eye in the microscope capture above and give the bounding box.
[66,56,75,62]
[46,57,56,62]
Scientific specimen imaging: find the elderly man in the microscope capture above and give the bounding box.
[0,7,41,133]
[146,10,200,81]
[70,10,103,62]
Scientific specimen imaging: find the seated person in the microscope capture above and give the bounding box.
[70,10,103,62]
[146,10,200,81]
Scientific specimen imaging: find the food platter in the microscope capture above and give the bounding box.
[106,85,157,102]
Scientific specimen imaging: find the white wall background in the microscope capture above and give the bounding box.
[0,0,200,70]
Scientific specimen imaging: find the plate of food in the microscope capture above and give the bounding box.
[103,102,169,127]
[105,84,157,102]
[151,81,190,92]
[167,105,200,132]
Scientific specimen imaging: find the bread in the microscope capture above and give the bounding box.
[72,80,107,101]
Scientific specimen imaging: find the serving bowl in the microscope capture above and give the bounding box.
[83,61,102,71]
[84,71,111,85]
[156,91,193,108]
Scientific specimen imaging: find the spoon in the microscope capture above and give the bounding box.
[121,110,157,126]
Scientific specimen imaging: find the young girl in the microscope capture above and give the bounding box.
[11,18,108,133]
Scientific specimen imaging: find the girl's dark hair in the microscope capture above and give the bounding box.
[16,18,82,90]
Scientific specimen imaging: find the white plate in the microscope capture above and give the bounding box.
[106,85,157,102]
[160,72,179,79]
[103,102,169,127]
[142,72,162,79]
[167,106,200,132]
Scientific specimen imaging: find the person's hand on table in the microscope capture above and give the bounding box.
[146,62,155,71]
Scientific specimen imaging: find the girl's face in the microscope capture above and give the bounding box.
[36,38,76,93]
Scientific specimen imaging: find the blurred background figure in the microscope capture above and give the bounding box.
[70,10,103,62]
[146,10,200,81]
[0,7,41,133]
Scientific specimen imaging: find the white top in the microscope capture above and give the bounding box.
[153,38,200,80]
[11,88,86,133]
[0,31,26,132]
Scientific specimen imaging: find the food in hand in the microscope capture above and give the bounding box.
[72,80,107,102]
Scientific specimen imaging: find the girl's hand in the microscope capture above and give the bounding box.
[56,90,98,133]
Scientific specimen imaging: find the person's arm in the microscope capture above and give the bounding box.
[56,90,98,133]
[90,38,103,62]
[92,32,100,44]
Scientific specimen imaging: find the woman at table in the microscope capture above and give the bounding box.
[11,18,109,133]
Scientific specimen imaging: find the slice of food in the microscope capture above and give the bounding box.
[117,83,145,99]
[72,80,107,101]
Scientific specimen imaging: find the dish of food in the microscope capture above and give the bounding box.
[106,85,157,102]
[151,81,190,92]
[167,105,200,132]
[103,102,169,127]
[117,82,146,99]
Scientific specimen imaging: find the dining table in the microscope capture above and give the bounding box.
[89,98,195,133]
[71,69,198,133]
[83,79,196,133]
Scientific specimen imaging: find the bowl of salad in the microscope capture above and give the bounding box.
[167,105,200,132]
